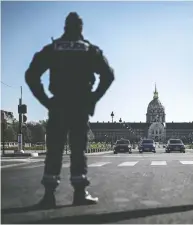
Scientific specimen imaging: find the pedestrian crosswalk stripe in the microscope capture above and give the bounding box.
[62,163,70,168]
[4,160,193,170]
[118,161,138,167]
[151,161,167,166]
[88,162,110,167]
[180,161,193,165]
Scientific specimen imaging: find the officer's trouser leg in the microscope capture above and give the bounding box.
[69,117,89,189]
[69,117,98,205]
[41,110,67,193]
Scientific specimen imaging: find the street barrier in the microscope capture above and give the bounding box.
[1,147,113,157]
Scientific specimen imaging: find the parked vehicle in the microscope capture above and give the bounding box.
[138,139,156,153]
[165,139,185,153]
[114,139,132,154]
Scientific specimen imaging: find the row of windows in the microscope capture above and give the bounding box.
[94,131,144,136]
[166,130,193,132]
[151,130,163,135]
[93,129,144,132]
[166,132,192,135]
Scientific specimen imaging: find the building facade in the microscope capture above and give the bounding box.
[90,85,193,144]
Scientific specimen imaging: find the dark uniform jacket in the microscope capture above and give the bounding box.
[25,33,114,114]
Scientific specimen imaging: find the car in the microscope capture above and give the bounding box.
[114,139,132,154]
[165,139,185,153]
[138,139,156,153]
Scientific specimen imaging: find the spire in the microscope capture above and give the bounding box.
[153,83,158,99]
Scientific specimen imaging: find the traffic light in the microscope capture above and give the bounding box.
[18,104,27,114]
[23,114,27,123]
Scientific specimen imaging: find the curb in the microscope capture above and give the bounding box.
[30,152,39,157]
[38,152,47,155]
[86,151,112,155]
[1,149,112,157]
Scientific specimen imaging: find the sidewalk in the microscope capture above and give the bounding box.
[1,149,113,158]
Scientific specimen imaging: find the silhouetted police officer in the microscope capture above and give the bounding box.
[25,12,115,208]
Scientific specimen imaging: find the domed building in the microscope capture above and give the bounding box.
[90,85,193,144]
[146,84,165,123]
[146,84,166,142]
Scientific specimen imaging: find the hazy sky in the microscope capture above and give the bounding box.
[1,1,193,123]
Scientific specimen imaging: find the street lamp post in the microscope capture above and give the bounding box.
[66,134,68,154]
[45,134,47,151]
[1,111,6,156]
[110,111,114,147]
[104,134,108,149]
[119,118,122,139]
[111,111,114,123]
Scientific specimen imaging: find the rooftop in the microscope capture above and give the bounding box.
[89,122,193,130]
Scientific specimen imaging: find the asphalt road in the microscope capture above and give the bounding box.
[1,148,193,224]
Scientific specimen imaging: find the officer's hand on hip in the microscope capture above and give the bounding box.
[41,97,54,110]
[47,97,56,110]
[88,93,98,116]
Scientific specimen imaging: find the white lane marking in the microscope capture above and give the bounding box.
[88,162,110,167]
[1,162,32,169]
[113,197,130,203]
[151,161,167,166]
[0,158,30,162]
[62,163,70,168]
[22,161,71,169]
[86,151,112,155]
[21,164,44,169]
[140,200,162,207]
[118,161,138,167]
[29,159,45,163]
[102,154,162,158]
[180,161,193,165]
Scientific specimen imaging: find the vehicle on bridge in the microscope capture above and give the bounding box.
[165,139,185,153]
[138,139,156,153]
[113,139,132,154]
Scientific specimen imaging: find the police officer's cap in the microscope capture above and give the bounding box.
[65,12,83,27]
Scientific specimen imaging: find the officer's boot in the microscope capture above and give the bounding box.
[73,187,99,205]
[37,174,60,209]
[37,187,56,209]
